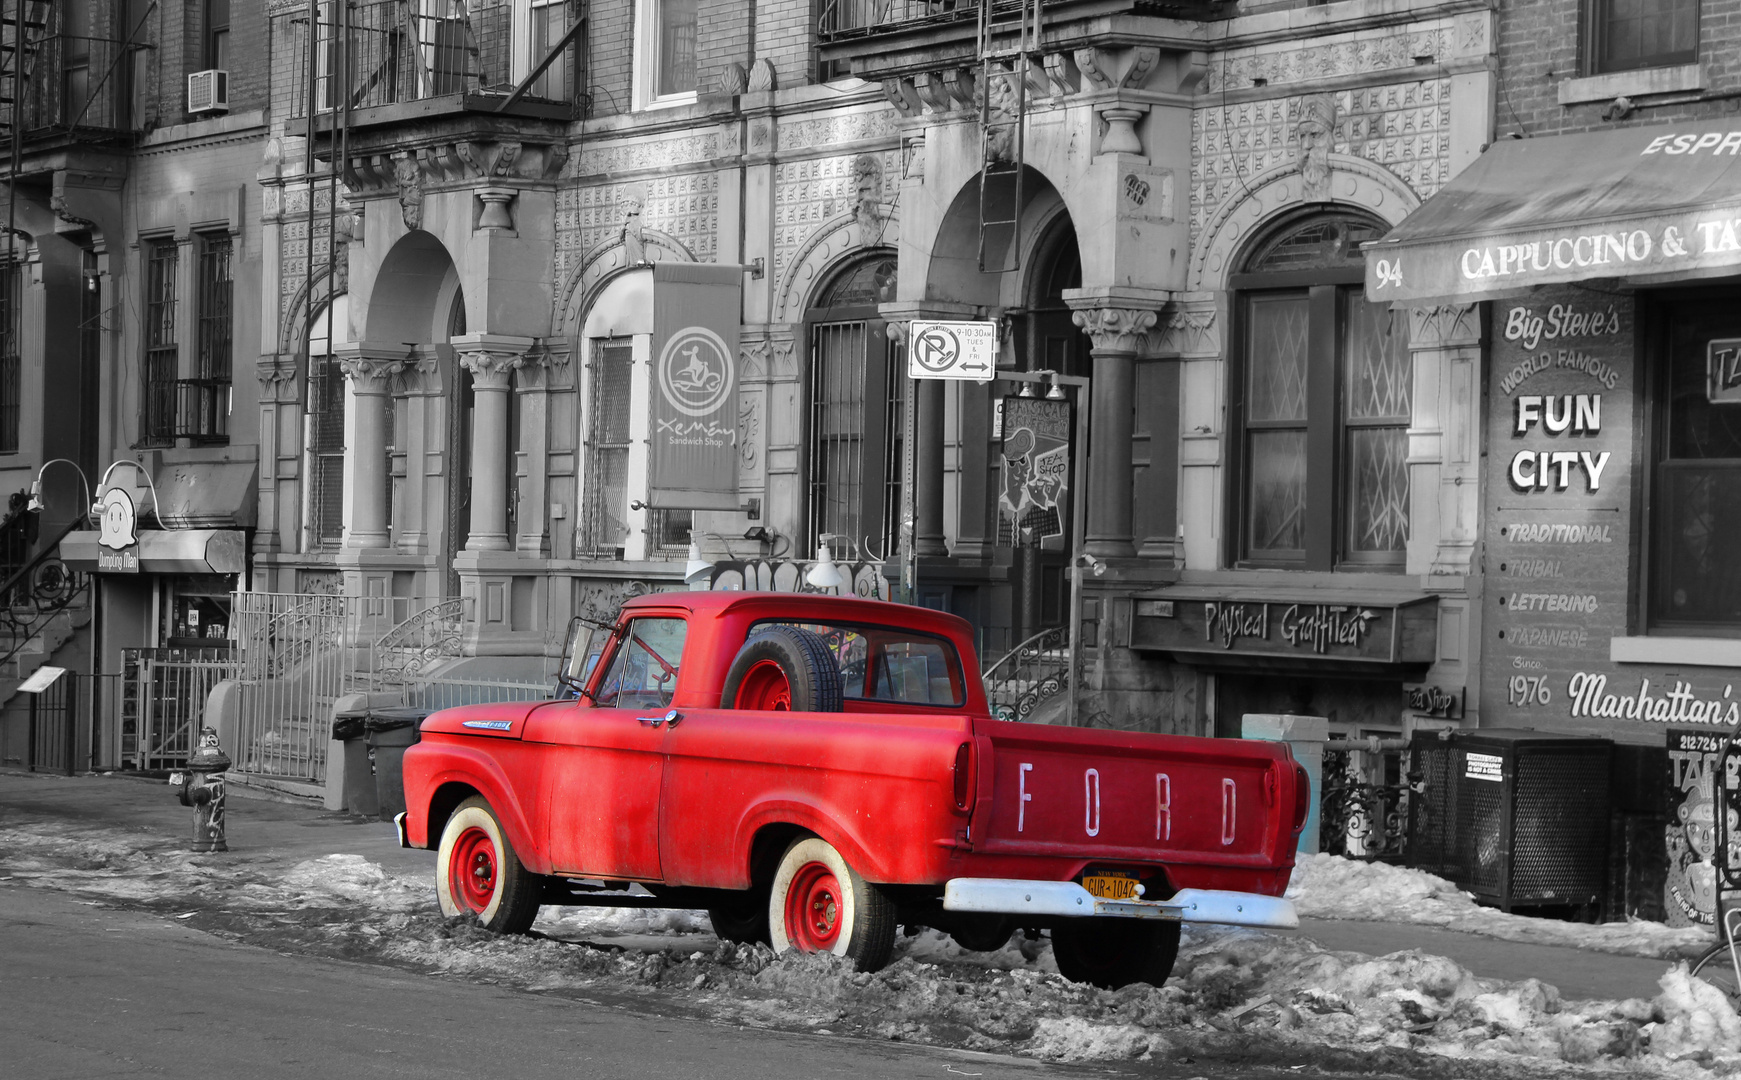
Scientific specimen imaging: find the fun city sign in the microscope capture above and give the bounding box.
[1365,119,1741,302]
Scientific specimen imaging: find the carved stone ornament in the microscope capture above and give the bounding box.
[1409,304,1481,349]
[748,58,778,93]
[883,78,922,118]
[458,346,532,389]
[1295,94,1339,203]
[393,154,424,230]
[718,62,748,96]
[852,154,886,244]
[255,352,300,389]
[620,184,649,266]
[338,353,408,388]
[477,188,516,231]
[1070,306,1159,354]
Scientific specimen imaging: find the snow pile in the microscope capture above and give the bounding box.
[1650,965,1741,1065]
[1288,853,1711,960]
[1026,1017,1171,1062]
[280,854,429,914]
[535,902,710,938]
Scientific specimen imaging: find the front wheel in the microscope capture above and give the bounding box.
[435,796,541,934]
[1692,940,1741,1006]
[767,836,894,971]
[1051,920,1181,989]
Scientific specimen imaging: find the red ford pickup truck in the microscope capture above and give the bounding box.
[399,592,1307,988]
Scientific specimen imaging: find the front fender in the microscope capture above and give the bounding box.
[402,739,549,876]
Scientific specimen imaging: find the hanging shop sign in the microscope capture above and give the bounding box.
[998,396,1071,549]
[96,487,140,573]
[647,262,742,511]
[1126,588,1437,667]
[1480,286,1638,735]
[908,321,996,381]
[1364,119,1741,302]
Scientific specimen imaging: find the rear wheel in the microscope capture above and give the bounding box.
[1692,941,1741,1007]
[708,894,771,945]
[1051,920,1181,989]
[721,626,844,712]
[767,836,894,971]
[435,796,541,934]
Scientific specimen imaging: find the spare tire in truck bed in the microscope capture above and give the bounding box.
[720,625,844,711]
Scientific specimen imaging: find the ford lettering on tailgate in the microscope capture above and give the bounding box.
[981,739,1274,859]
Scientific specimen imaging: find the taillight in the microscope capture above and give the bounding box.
[1292,762,1311,834]
[952,741,972,808]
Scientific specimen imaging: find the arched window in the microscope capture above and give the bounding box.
[305,295,351,549]
[1228,211,1410,570]
[805,254,899,556]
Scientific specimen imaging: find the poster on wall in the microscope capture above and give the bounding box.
[647,262,742,510]
[1664,729,1732,927]
[998,397,1071,549]
[1480,287,1637,736]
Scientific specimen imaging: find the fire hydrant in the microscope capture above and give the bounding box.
[172,727,231,852]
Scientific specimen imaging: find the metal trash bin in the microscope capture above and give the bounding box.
[332,711,378,818]
[365,707,432,819]
[1451,728,1612,915]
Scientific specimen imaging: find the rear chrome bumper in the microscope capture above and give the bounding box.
[942,878,1298,929]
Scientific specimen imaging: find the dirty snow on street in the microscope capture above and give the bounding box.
[4,811,1739,1078]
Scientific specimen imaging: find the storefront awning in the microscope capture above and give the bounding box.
[153,461,257,529]
[1364,118,1741,303]
[62,529,246,574]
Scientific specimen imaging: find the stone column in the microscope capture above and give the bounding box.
[333,343,406,549]
[1066,296,1161,559]
[514,344,556,556]
[454,333,535,552]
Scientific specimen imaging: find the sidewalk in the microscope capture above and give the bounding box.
[0,769,1687,1004]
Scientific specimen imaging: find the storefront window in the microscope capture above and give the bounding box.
[1651,295,1741,630]
[1231,212,1410,571]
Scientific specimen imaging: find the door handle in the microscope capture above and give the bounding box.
[637,709,683,728]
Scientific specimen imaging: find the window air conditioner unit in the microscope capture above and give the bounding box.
[188,70,229,114]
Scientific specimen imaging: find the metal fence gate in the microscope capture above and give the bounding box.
[231,593,357,785]
[119,648,238,771]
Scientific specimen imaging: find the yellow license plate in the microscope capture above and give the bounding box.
[1082,874,1139,900]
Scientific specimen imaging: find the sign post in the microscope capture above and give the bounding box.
[903,321,1000,608]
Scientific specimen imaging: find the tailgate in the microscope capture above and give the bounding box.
[970,719,1293,866]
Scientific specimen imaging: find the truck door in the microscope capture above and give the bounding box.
[523,615,687,881]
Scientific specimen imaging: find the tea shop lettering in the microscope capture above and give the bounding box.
[1203,602,1377,653]
[1508,395,1612,492]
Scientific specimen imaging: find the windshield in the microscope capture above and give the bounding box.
[751,620,966,707]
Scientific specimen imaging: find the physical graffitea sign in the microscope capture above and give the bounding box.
[648,263,741,511]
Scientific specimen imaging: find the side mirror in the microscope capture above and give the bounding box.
[556,615,614,700]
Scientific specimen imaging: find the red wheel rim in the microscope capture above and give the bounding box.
[783,860,844,951]
[449,826,498,913]
[736,660,793,710]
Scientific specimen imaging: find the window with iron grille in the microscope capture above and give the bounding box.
[306,300,348,548]
[0,261,18,454]
[142,238,179,446]
[187,232,233,443]
[806,257,902,558]
[580,339,633,555]
[1229,212,1411,571]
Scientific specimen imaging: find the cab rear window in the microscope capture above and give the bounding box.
[752,620,965,707]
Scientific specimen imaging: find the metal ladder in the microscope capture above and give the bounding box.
[977,0,1042,274]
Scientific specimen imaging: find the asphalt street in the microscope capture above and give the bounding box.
[0,884,1149,1080]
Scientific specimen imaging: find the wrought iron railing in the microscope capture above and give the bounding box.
[1,32,148,138]
[818,0,981,40]
[372,597,464,686]
[982,624,1068,723]
[0,515,89,673]
[1320,736,1412,861]
[171,377,230,443]
[274,0,581,119]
